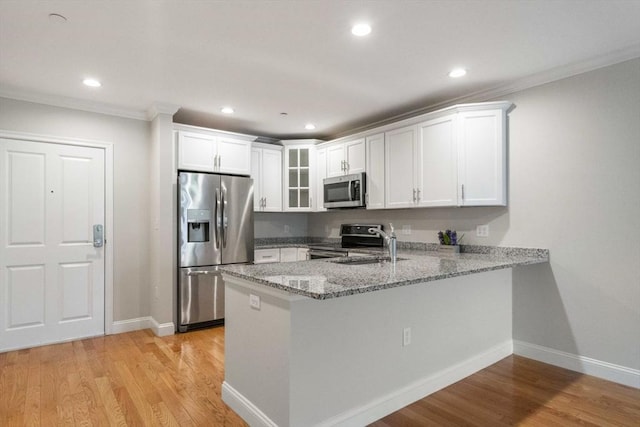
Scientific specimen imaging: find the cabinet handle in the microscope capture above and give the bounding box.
[218,154,222,169]
[417,188,421,202]
[345,161,349,173]
[365,193,369,205]
[461,184,465,200]
[263,197,266,208]
[413,188,417,202]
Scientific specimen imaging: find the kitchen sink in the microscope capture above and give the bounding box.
[329,256,406,266]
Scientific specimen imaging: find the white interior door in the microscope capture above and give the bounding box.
[0,138,105,351]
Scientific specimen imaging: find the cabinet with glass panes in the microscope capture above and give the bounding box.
[282,141,320,211]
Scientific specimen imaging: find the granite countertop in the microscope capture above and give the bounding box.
[221,247,549,300]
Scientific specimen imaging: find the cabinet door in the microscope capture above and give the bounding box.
[297,248,309,261]
[285,147,312,211]
[217,136,251,175]
[385,125,417,209]
[315,148,327,211]
[365,133,385,209]
[326,143,346,177]
[457,109,507,206]
[177,131,216,172]
[279,247,298,263]
[254,248,280,264]
[345,138,365,174]
[417,115,458,207]
[261,148,282,211]
[250,148,262,211]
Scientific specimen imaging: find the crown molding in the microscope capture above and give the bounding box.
[0,85,150,121]
[147,102,181,120]
[329,43,640,139]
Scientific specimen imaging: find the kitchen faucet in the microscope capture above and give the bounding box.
[369,223,397,263]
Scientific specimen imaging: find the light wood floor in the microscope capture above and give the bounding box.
[1,328,638,426]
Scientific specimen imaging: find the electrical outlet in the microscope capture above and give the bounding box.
[154,286,159,300]
[403,327,411,346]
[284,225,291,234]
[324,225,329,234]
[249,294,261,310]
[402,225,411,235]
[476,224,489,237]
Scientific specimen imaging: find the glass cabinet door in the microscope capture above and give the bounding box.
[287,148,311,209]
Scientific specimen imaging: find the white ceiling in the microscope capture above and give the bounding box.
[1,0,639,140]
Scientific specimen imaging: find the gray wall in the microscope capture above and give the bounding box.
[0,97,151,322]
[307,58,640,370]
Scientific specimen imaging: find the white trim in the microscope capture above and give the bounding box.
[330,45,640,140]
[318,340,513,427]
[514,340,640,389]
[222,382,279,427]
[0,129,115,339]
[150,317,175,337]
[222,341,512,427]
[0,86,148,121]
[111,317,152,334]
[147,103,181,121]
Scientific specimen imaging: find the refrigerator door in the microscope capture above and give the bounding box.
[220,175,255,264]
[179,266,224,331]
[179,172,222,267]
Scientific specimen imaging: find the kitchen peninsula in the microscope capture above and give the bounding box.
[220,247,548,427]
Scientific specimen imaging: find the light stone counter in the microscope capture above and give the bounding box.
[221,247,549,300]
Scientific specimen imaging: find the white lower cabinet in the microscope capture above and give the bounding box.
[254,247,309,264]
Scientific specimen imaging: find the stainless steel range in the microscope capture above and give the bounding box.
[307,224,384,259]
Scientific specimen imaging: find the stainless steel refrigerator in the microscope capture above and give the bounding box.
[178,172,254,332]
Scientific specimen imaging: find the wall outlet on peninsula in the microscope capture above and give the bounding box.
[403,327,411,346]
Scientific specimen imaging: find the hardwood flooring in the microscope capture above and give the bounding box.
[1,327,638,426]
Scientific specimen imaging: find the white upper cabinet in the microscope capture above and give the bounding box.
[385,125,418,209]
[177,129,252,175]
[416,114,458,207]
[365,133,385,210]
[326,138,365,177]
[457,109,507,206]
[251,144,283,212]
[378,102,510,209]
[315,147,328,212]
[283,143,317,211]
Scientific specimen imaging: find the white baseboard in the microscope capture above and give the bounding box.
[320,340,513,427]
[222,341,512,427]
[222,381,278,427]
[514,340,640,389]
[150,317,175,337]
[110,316,151,334]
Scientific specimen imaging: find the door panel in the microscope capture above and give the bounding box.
[0,138,105,351]
[7,265,45,328]
[7,151,46,245]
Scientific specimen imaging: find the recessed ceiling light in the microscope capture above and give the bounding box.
[82,78,101,88]
[304,123,316,130]
[448,68,467,78]
[351,23,371,37]
[221,106,234,114]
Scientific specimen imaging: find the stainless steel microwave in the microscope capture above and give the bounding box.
[323,172,366,209]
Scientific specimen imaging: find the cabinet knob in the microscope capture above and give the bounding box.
[412,188,417,202]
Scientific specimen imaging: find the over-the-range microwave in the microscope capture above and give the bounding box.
[323,172,366,209]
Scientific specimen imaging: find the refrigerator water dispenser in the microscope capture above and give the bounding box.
[187,209,210,242]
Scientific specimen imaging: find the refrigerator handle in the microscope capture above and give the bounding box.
[215,187,222,248]
[222,187,228,247]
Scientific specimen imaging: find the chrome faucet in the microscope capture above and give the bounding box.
[369,223,397,263]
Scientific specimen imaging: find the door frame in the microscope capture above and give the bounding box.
[0,130,115,335]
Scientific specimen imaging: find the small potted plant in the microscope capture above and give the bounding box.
[437,229,462,254]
